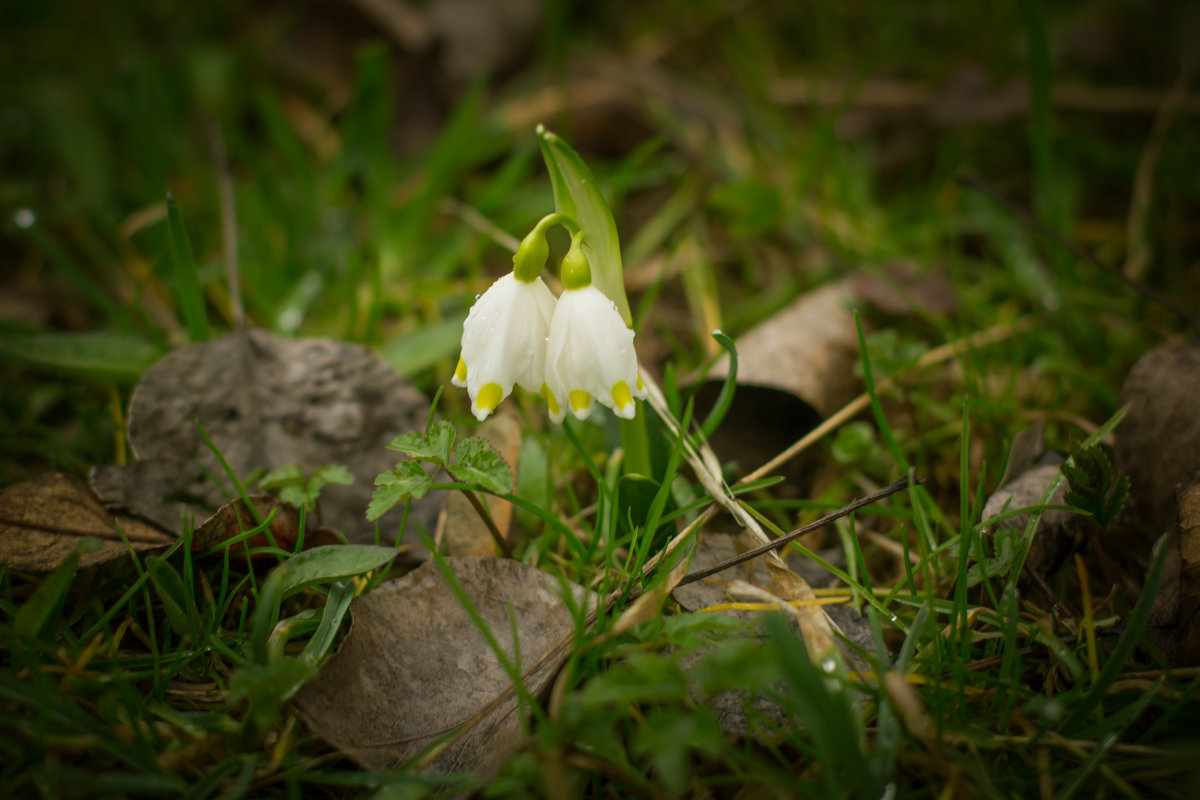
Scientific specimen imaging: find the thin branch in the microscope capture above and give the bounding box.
[675,474,918,589]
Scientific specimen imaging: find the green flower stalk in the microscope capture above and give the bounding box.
[453,129,653,476]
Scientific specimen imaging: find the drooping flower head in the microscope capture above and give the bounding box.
[452,226,557,421]
[543,232,646,423]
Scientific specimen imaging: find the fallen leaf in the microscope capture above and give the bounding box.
[672,530,843,614]
[850,262,957,318]
[672,528,874,705]
[1114,342,1200,533]
[294,557,589,773]
[193,495,342,554]
[981,459,1081,586]
[1174,475,1200,664]
[0,473,170,571]
[693,281,859,487]
[90,329,440,545]
[437,414,521,557]
[995,422,1047,489]
[1149,474,1200,666]
[706,281,860,420]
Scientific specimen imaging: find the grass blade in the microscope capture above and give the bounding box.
[166,193,212,342]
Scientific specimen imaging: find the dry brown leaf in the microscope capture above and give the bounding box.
[982,460,1081,585]
[883,671,937,748]
[995,422,1047,489]
[0,473,170,571]
[1114,343,1200,533]
[691,281,859,491]
[1151,474,1200,666]
[437,414,521,557]
[707,280,859,419]
[850,262,957,318]
[294,557,589,773]
[672,529,873,670]
[90,329,440,545]
[672,530,841,613]
[192,494,342,554]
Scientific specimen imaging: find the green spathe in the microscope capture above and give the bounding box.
[537,125,632,326]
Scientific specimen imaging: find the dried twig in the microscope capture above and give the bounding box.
[675,475,917,589]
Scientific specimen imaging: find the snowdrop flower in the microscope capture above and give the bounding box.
[452,229,557,421]
[543,233,646,423]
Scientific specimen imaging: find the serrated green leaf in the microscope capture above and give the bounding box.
[538,126,631,326]
[450,437,514,495]
[367,461,435,521]
[280,485,316,511]
[385,420,456,466]
[313,464,354,487]
[259,464,304,489]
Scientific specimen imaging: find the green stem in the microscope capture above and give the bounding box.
[619,401,652,477]
[534,211,581,236]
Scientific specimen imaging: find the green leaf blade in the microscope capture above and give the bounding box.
[270,544,399,597]
[165,193,212,342]
[537,125,631,326]
[0,331,161,382]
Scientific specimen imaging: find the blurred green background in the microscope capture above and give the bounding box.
[2,0,1197,481]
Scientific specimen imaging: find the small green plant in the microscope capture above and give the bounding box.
[367,418,513,522]
[259,463,354,512]
[1062,440,1130,528]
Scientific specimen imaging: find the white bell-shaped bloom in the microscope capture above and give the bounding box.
[453,273,557,421]
[544,284,646,423]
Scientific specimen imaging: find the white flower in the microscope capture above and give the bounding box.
[543,285,646,423]
[453,273,557,421]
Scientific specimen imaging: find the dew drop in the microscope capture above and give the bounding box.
[13,208,35,228]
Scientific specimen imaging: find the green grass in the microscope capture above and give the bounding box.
[3,0,1200,796]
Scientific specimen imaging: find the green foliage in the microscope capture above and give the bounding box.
[538,126,631,326]
[708,177,784,238]
[165,193,212,342]
[830,420,889,477]
[12,538,100,639]
[369,419,513,521]
[448,437,514,495]
[1062,440,1130,528]
[3,0,1198,796]
[0,331,161,382]
[259,463,355,512]
[387,420,457,464]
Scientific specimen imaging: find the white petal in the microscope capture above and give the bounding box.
[457,274,556,420]
[545,286,642,422]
